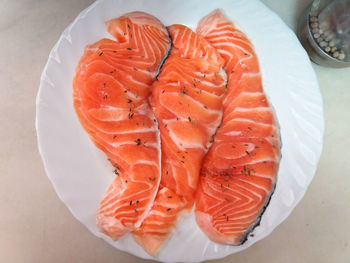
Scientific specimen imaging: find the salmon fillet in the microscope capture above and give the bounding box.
[195,9,281,245]
[73,12,170,240]
[133,24,227,256]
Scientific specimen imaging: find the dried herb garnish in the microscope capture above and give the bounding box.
[135,138,141,146]
[99,51,103,56]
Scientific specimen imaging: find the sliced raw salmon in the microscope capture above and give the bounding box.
[133,24,227,256]
[195,9,281,245]
[73,12,170,240]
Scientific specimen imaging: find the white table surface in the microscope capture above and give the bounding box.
[1,0,349,262]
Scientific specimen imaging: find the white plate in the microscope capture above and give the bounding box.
[36,0,324,262]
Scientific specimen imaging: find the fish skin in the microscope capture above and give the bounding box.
[195,9,281,245]
[73,12,170,240]
[133,24,227,256]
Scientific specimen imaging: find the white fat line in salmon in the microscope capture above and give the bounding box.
[208,202,262,223]
[206,180,266,206]
[220,123,278,133]
[232,106,272,112]
[100,176,160,203]
[160,91,223,113]
[208,27,248,38]
[102,191,153,211]
[82,118,157,140]
[210,35,252,48]
[101,183,156,213]
[132,160,159,166]
[200,80,227,90]
[233,91,264,98]
[239,73,262,79]
[109,60,156,76]
[166,129,206,151]
[219,43,253,59]
[220,203,267,221]
[224,118,274,127]
[223,131,242,136]
[162,116,220,141]
[141,30,158,66]
[137,114,162,228]
[110,142,159,149]
[145,28,167,63]
[167,77,226,92]
[106,127,157,135]
[235,178,270,194]
[163,116,221,138]
[108,52,157,68]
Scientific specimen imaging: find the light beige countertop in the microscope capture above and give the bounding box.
[1,0,349,262]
